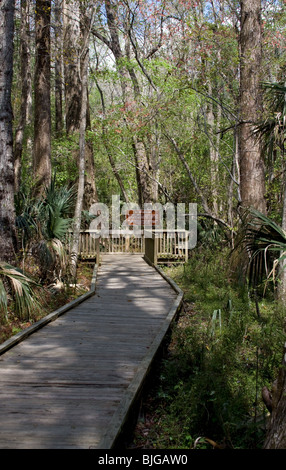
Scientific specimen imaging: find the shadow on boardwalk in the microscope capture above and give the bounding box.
[0,254,182,449]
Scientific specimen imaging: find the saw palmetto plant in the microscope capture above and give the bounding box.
[255,81,286,161]
[244,81,286,293]
[0,262,42,321]
[244,208,286,292]
[0,179,75,322]
[16,177,75,283]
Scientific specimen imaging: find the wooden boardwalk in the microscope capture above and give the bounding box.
[0,254,182,449]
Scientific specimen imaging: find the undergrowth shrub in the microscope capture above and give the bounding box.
[135,248,285,449]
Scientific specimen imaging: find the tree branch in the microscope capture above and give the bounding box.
[114,145,173,203]
[91,28,111,50]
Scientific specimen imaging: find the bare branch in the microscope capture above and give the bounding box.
[91,28,111,50]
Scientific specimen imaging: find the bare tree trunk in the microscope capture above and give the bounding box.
[83,60,98,210]
[107,149,129,203]
[70,13,90,277]
[33,0,52,196]
[63,0,81,136]
[206,83,219,218]
[239,0,266,214]
[54,0,64,136]
[0,0,17,263]
[63,0,97,207]
[149,124,161,202]
[123,16,153,204]
[102,0,153,205]
[95,79,129,203]
[133,137,153,205]
[14,0,32,193]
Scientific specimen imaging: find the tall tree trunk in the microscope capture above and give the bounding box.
[0,0,17,264]
[14,0,32,193]
[95,79,129,203]
[149,124,161,203]
[63,0,81,136]
[133,137,153,206]
[83,55,98,210]
[63,0,97,207]
[239,0,266,214]
[206,83,220,218]
[70,23,89,278]
[227,130,240,242]
[54,0,63,136]
[33,0,52,196]
[103,0,153,205]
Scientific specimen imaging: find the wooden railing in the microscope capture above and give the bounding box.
[69,230,189,263]
[79,230,144,257]
[145,230,189,265]
[156,230,189,262]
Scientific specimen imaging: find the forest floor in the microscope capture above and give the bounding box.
[0,261,94,345]
[128,249,285,450]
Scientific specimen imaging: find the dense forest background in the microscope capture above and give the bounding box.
[0,0,286,449]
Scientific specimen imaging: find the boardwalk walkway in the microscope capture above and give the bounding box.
[0,254,182,449]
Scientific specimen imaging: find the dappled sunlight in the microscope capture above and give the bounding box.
[0,254,179,448]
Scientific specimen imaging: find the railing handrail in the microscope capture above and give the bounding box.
[71,229,190,235]
[69,229,189,262]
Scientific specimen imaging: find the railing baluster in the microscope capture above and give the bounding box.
[73,229,188,262]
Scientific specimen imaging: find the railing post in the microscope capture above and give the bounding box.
[126,235,130,253]
[185,231,188,262]
[144,232,157,265]
[96,237,100,265]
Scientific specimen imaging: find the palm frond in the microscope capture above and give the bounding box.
[0,262,42,320]
[48,239,67,266]
[48,214,71,241]
[43,178,75,241]
[245,209,286,251]
[15,191,43,245]
[0,278,8,320]
[243,209,286,291]
[254,81,286,159]
[32,237,68,284]
[45,176,76,217]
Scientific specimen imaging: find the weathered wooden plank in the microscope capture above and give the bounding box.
[0,253,181,449]
[0,264,99,356]
[97,287,183,448]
